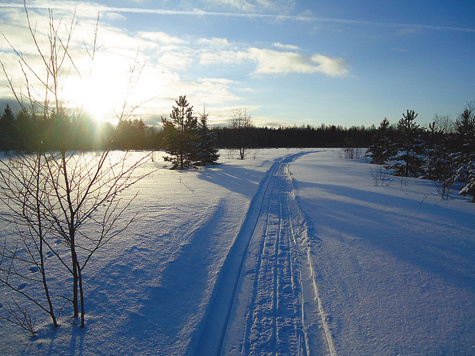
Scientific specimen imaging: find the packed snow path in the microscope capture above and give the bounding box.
[192,152,334,356]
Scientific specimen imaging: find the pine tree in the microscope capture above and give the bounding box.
[389,110,424,177]
[196,108,219,166]
[368,117,395,164]
[161,95,199,169]
[451,105,475,202]
[452,106,475,164]
[0,104,16,152]
[423,121,452,180]
[458,162,475,203]
[114,118,146,150]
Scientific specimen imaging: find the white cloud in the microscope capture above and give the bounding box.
[248,48,349,77]
[138,31,188,45]
[157,52,194,71]
[198,77,236,85]
[197,38,348,78]
[272,42,300,51]
[202,0,296,14]
[197,37,229,48]
[311,54,349,77]
[199,50,247,65]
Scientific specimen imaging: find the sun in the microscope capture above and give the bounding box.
[63,55,131,125]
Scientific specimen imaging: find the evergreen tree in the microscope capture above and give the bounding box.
[452,106,475,164]
[423,121,452,181]
[368,117,395,164]
[458,162,475,203]
[389,110,424,177]
[0,104,16,152]
[450,106,475,201]
[161,95,199,169]
[196,108,219,166]
[114,118,146,150]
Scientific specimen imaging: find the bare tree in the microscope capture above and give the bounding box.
[229,108,255,159]
[0,152,58,334]
[0,2,152,332]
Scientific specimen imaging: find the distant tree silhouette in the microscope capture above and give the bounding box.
[0,104,16,152]
[114,118,146,150]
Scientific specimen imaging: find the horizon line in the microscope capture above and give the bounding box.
[1,3,474,33]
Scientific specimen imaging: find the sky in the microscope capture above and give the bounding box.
[0,0,474,128]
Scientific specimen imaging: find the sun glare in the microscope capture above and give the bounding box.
[63,55,131,125]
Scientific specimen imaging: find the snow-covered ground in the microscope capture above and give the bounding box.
[0,149,474,355]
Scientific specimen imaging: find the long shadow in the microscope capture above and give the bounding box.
[293,180,475,292]
[197,163,272,198]
[118,201,227,350]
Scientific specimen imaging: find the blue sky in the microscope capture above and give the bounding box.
[0,0,474,128]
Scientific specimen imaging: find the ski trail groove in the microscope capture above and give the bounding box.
[285,162,338,356]
[192,152,336,356]
[191,160,281,356]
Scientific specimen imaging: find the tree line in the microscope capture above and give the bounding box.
[1,103,376,154]
[367,107,475,202]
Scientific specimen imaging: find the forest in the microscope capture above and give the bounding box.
[0,103,373,152]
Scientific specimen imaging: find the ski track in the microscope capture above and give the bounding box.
[192,151,335,356]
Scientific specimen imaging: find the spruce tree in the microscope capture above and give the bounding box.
[0,104,16,152]
[458,162,475,203]
[389,110,424,177]
[368,117,395,165]
[161,95,199,169]
[453,107,475,164]
[196,108,219,166]
[451,106,475,201]
[423,121,452,181]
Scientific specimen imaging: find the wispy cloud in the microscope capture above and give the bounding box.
[272,42,299,51]
[138,31,188,45]
[202,0,296,14]
[1,2,474,33]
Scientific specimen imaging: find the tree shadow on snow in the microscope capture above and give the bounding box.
[294,181,475,292]
[196,164,264,198]
[118,201,227,353]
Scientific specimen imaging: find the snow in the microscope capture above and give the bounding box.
[0,149,474,355]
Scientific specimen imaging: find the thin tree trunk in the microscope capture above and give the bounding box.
[39,235,57,327]
[71,247,79,318]
[36,155,58,328]
[78,264,85,328]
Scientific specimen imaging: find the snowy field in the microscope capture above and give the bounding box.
[0,149,474,355]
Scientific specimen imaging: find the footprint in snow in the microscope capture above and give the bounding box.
[18,283,27,290]
[29,266,39,273]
